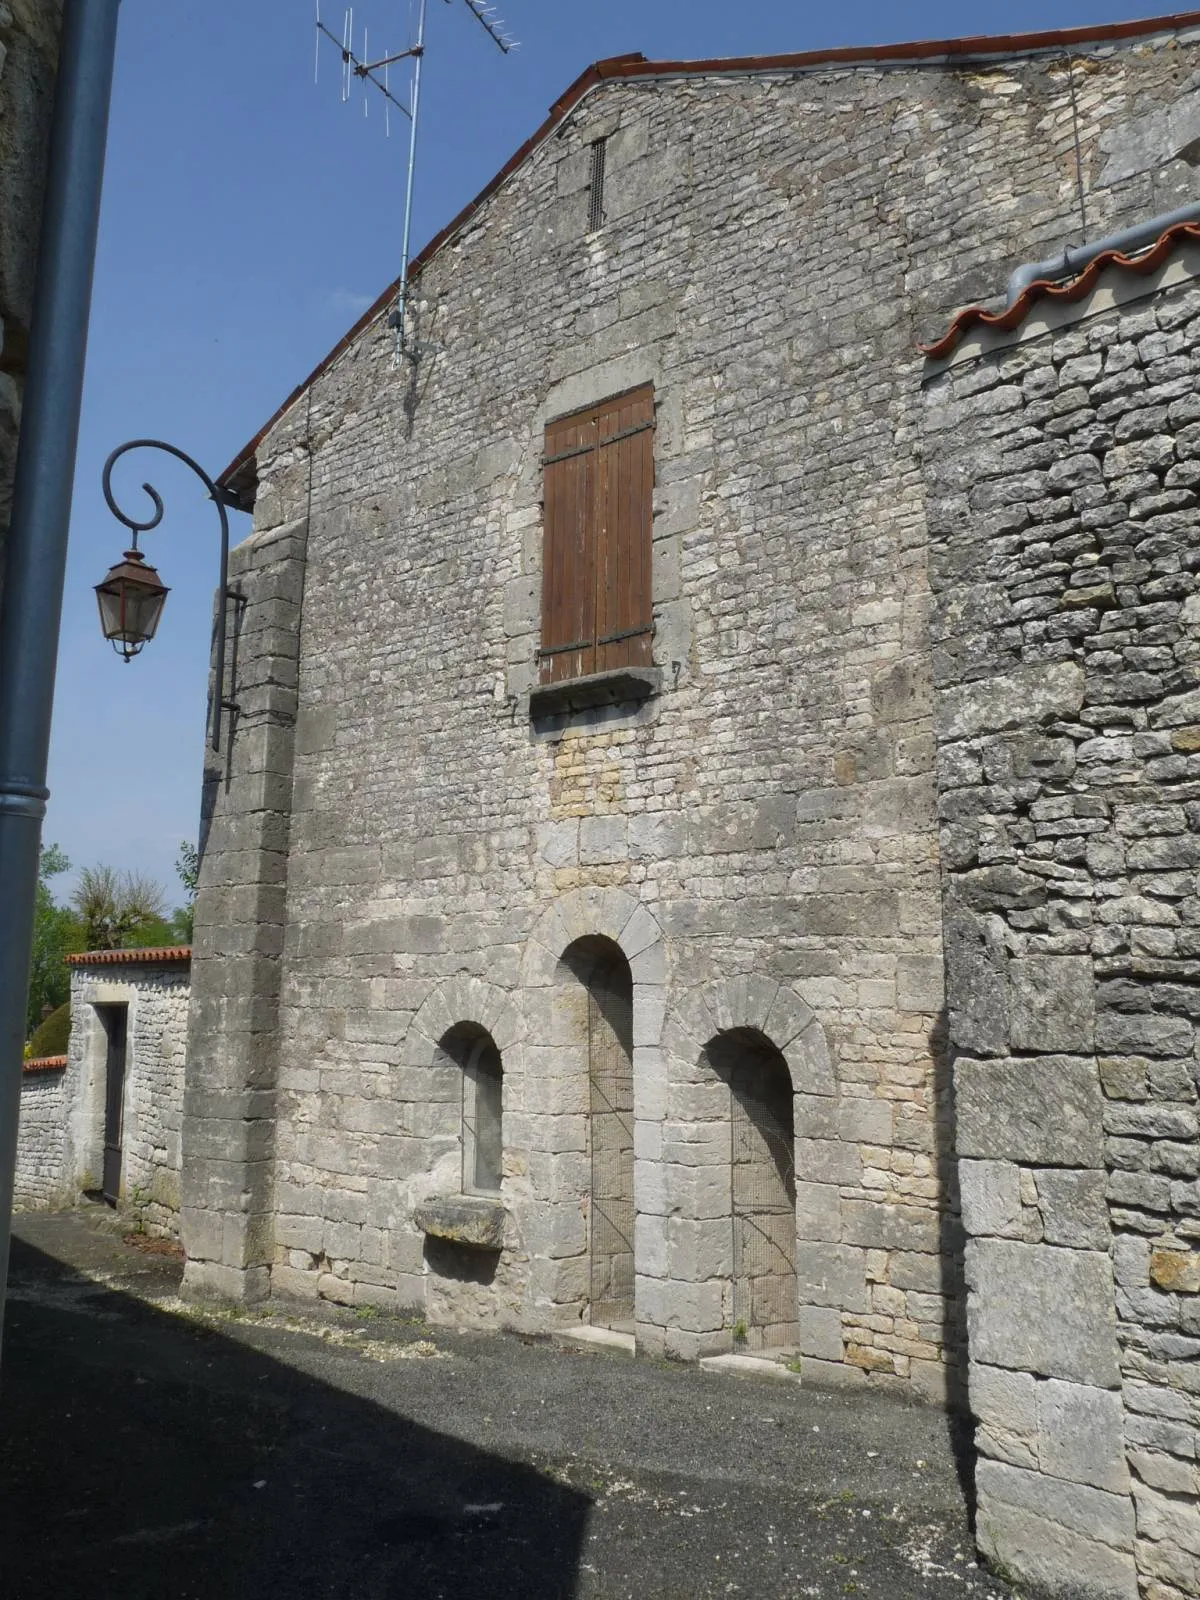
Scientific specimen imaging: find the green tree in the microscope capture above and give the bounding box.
[26,843,81,1039]
[69,865,168,952]
[170,840,199,943]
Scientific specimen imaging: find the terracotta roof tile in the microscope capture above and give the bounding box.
[23,1055,67,1074]
[923,220,1200,361]
[66,947,191,966]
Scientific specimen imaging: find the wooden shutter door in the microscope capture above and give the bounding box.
[540,412,597,685]
[595,386,654,674]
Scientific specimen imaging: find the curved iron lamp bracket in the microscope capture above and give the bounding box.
[101,438,244,751]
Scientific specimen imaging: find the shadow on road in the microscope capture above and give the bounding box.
[0,1237,591,1600]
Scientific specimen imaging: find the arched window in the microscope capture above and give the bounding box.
[463,1035,503,1195]
[438,1025,504,1195]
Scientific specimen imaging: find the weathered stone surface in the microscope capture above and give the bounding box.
[1037,1380,1130,1495]
[1010,956,1095,1054]
[976,1489,1138,1600]
[956,1057,1104,1167]
[944,907,1008,1056]
[413,1196,507,1250]
[1149,1248,1200,1293]
[936,664,1085,741]
[970,1362,1038,1469]
[965,1240,1121,1387]
[958,1160,1021,1239]
[1036,1169,1110,1251]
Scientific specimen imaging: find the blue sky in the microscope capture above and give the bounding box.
[47,0,1179,906]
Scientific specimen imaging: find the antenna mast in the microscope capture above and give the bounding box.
[315,0,516,363]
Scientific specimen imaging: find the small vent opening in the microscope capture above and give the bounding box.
[588,138,607,233]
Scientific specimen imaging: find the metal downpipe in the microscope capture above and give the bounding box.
[0,0,122,1366]
[1006,198,1200,306]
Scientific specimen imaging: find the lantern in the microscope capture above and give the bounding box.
[94,547,169,662]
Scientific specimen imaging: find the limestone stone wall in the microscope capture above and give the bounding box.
[925,266,1200,1600]
[14,1059,66,1207]
[64,956,190,1235]
[189,25,1200,1400]
[0,0,61,592]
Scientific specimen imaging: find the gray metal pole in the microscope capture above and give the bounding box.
[0,0,122,1366]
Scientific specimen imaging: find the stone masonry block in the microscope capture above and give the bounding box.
[956,1056,1104,1167]
[965,1240,1121,1388]
[1009,956,1095,1054]
[975,1481,1138,1600]
[936,662,1085,741]
[1036,1169,1110,1251]
[970,1362,1038,1469]
[1037,1380,1130,1496]
[959,1159,1022,1238]
[795,1242,869,1313]
[796,1306,844,1362]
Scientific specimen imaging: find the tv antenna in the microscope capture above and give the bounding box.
[315,0,516,363]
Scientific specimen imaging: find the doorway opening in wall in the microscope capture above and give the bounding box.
[707,1029,798,1352]
[564,937,635,1332]
[95,1003,129,1206]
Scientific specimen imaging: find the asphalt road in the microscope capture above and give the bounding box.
[0,1211,1013,1600]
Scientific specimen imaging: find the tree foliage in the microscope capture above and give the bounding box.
[26,843,80,1039]
[69,865,168,953]
[172,840,199,943]
[26,847,193,1040]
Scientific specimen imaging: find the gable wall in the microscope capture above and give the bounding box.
[187,30,1200,1400]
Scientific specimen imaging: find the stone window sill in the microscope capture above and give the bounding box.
[528,665,661,718]
[413,1194,506,1250]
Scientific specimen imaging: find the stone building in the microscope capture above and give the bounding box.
[14,949,190,1229]
[177,17,1200,1597]
[923,224,1200,1600]
[0,0,62,593]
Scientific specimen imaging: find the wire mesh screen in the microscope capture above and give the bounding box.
[728,1043,798,1349]
[587,953,635,1328]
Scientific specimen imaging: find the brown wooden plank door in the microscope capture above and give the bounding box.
[595,386,654,676]
[100,1004,129,1206]
[540,411,597,685]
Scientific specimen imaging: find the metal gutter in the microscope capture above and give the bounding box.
[0,0,122,1365]
[1006,199,1200,305]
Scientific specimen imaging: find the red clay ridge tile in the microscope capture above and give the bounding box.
[66,947,191,966]
[922,221,1200,361]
[23,1055,67,1074]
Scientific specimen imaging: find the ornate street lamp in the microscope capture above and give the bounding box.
[94,546,169,661]
[98,438,242,750]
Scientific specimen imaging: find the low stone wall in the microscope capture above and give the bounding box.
[13,1057,67,1207]
[61,951,191,1235]
[924,259,1200,1599]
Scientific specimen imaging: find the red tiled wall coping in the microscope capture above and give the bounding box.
[66,947,191,967]
[23,1056,67,1075]
[923,221,1200,360]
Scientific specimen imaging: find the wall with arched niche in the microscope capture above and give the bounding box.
[401,975,527,1329]
[653,975,834,1360]
[519,887,666,1327]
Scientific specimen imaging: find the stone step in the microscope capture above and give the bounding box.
[553,1324,636,1357]
[699,1353,802,1385]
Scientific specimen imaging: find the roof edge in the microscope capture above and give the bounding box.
[218,12,1200,496]
[67,947,192,966]
[922,219,1200,359]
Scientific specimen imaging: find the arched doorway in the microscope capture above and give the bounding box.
[564,936,634,1330]
[706,1029,797,1351]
